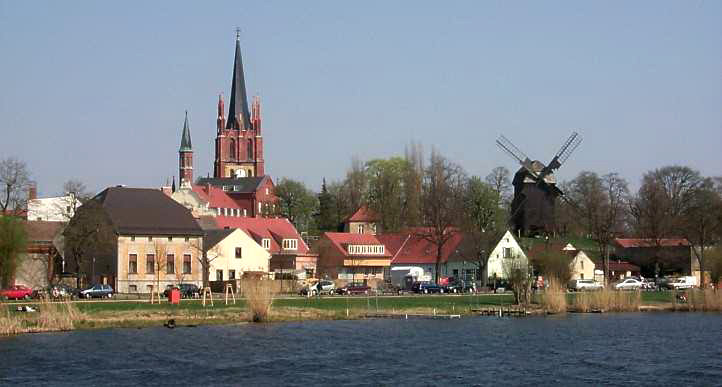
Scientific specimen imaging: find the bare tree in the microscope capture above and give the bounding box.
[403,141,424,227]
[63,200,115,288]
[681,178,722,287]
[0,157,30,213]
[345,157,368,212]
[51,179,90,222]
[502,255,533,305]
[418,150,466,283]
[485,166,511,202]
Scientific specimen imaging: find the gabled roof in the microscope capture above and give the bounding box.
[191,184,240,209]
[92,187,204,236]
[344,206,379,222]
[213,216,311,255]
[203,229,235,251]
[608,261,641,272]
[196,176,268,194]
[614,238,690,248]
[377,231,464,265]
[323,232,391,258]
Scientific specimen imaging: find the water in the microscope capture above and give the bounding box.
[1,313,720,386]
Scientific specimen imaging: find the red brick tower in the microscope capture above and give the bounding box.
[213,32,265,178]
[179,111,193,186]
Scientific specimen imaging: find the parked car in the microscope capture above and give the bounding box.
[79,284,114,299]
[163,284,201,299]
[300,280,336,296]
[336,282,372,295]
[34,284,80,300]
[376,282,403,295]
[664,276,697,290]
[567,279,604,292]
[411,282,445,294]
[614,278,642,290]
[445,280,476,293]
[0,285,33,300]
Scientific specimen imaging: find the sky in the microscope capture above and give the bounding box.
[1,1,720,197]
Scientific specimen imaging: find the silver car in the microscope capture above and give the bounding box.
[568,279,604,291]
[614,278,642,290]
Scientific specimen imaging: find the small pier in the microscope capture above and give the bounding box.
[471,307,531,317]
[365,311,461,320]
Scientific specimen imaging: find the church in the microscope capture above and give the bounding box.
[173,32,277,218]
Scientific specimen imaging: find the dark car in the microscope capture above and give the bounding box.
[336,283,372,295]
[445,280,476,294]
[163,284,200,299]
[79,284,114,299]
[412,282,444,294]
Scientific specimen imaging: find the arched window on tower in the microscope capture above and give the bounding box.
[229,139,236,160]
[247,140,253,161]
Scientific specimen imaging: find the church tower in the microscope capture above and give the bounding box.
[213,32,264,178]
[179,111,193,187]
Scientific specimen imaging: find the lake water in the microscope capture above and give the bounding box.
[1,313,721,386]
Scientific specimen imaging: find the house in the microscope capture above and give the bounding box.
[66,187,205,293]
[613,238,693,278]
[376,230,464,283]
[203,228,271,281]
[343,206,380,234]
[316,232,392,284]
[563,244,596,281]
[214,216,317,279]
[608,261,641,281]
[26,184,81,222]
[14,221,64,288]
[484,230,529,280]
[196,177,276,217]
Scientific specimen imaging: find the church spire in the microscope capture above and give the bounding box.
[179,110,192,151]
[226,29,251,130]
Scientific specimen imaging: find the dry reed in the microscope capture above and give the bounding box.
[573,288,640,312]
[685,290,722,311]
[0,300,83,335]
[241,279,276,322]
[540,277,567,314]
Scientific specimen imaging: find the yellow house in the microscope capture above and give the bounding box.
[204,228,271,281]
[564,244,596,280]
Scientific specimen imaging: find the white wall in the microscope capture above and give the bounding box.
[486,231,528,279]
[27,195,80,222]
[207,229,271,281]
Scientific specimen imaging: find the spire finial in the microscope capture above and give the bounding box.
[235,27,241,41]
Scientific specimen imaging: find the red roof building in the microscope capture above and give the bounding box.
[343,206,380,234]
[214,216,317,278]
[613,237,694,277]
[316,232,392,283]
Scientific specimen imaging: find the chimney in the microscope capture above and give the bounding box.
[28,182,37,201]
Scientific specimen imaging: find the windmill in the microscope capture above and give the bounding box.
[496,132,582,237]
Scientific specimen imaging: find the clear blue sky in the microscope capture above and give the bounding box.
[1,1,720,196]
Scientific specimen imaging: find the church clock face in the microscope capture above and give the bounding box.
[235,169,246,178]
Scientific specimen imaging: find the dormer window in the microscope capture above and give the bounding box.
[262,238,270,250]
[282,239,297,250]
[347,244,385,255]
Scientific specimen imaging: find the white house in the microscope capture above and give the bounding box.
[486,230,529,280]
[27,194,81,222]
[563,243,596,281]
[204,228,271,281]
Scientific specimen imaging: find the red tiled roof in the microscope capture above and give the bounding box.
[614,238,690,248]
[377,231,464,264]
[191,184,240,210]
[608,261,640,272]
[323,232,391,258]
[344,206,379,222]
[23,220,63,242]
[214,216,310,254]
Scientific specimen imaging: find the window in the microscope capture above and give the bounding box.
[168,236,173,242]
[129,254,137,274]
[282,239,297,250]
[247,140,253,160]
[148,236,153,242]
[581,261,584,269]
[130,236,135,242]
[229,270,236,280]
[305,268,314,278]
[258,202,262,213]
[358,225,364,234]
[265,187,269,195]
[503,248,512,258]
[230,139,236,159]
[185,237,189,242]
[146,254,155,274]
[262,238,270,250]
[166,254,175,274]
[216,270,223,281]
[235,247,242,259]
[183,254,192,274]
[243,209,248,217]
[129,285,137,293]
[146,285,153,293]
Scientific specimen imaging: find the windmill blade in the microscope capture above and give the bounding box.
[556,131,582,166]
[496,135,539,179]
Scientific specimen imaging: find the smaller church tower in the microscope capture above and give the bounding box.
[179,111,193,187]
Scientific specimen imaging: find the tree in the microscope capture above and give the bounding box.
[52,179,90,222]
[0,157,30,213]
[273,178,319,235]
[708,247,722,291]
[418,150,466,283]
[366,157,408,232]
[534,249,573,286]
[0,216,27,287]
[317,178,338,232]
[402,141,424,227]
[345,157,368,212]
[502,255,533,305]
[567,171,629,281]
[63,200,115,288]
[681,178,722,287]
[460,176,507,286]
[485,166,511,202]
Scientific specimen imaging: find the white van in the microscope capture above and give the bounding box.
[665,276,697,290]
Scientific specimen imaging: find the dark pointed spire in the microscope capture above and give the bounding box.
[179,110,192,151]
[172,176,176,193]
[226,30,251,130]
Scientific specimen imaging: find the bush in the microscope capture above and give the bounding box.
[540,277,567,313]
[573,288,640,312]
[241,279,276,322]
